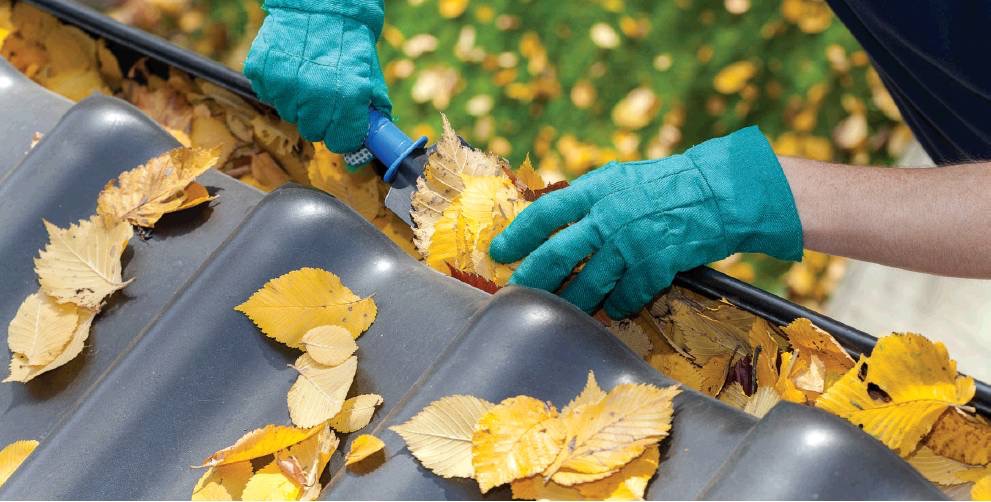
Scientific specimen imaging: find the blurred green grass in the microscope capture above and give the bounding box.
[102,0,911,308]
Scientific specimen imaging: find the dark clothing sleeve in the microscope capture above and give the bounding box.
[827,0,991,164]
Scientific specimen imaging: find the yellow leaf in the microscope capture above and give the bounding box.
[905,446,972,486]
[198,424,322,468]
[611,87,660,130]
[607,320,652,358]
[924,407,991,466]
[299,326,358,367]
[510,475,584,500]
[250,152,290,192]
[648,352,727,398]
[7,291,80,366]
[717,382,749,410]
[235,267,377,348]
[0,440,38,487]
[742,386,782,419]
[34,215,133,310]
[748,318,779,389]
[438,0,468,18]
[783,318,854,383]
[5,307,96,383]
[287,354,358,428]
[345,434,385,466]
[816,333,975,456]
[241,460,301,501]
[775,351,808,404]
[562,371,606,416]
[190,115,236,168]
[575,445,660,500]
[545,384,677,486]
[329,394,383,433]
[276,425,338,499]
[390,394,495,479]
[411,114,503,252]
[974,475,991,501]
[174,182,214,212]
[514,156,546,190]
[192,461,253,500]
[648,294,749,364]
[96,146,218,227]
[472,396,566,493]
[307,144,381,222]
[714,61,757,94]
[372,213,419,258]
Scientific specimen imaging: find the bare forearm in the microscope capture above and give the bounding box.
[780,156,991,278]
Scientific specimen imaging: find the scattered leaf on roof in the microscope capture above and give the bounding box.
[235,267,376,348]
[391,395,494,479]
[191,461,252,501]
[240,460,301,501]
[198,424,322,468]
[300,325,359,367]
[96,146,218,228]
[34,215,132,310]
[287,354,357,428]
[0,440,38,487]
[6,291,80,366]
[345,434,385,467]
[329,394,384,434]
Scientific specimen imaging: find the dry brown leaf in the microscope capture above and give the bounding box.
[34,215,132,309]
[390,395,495,479]
[329,394,383,433]
[472,396,566,493]
[924,407,991,466]
[607,320,652,358]
[175,182,214,212]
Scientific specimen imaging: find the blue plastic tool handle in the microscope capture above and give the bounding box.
[365,109,428,184]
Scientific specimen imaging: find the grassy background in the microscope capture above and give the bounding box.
[100,0,911,308]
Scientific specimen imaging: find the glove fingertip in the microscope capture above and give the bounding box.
[488,233,522,264]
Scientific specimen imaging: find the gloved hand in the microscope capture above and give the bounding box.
[243,0,391,154]
[489,126,804,319]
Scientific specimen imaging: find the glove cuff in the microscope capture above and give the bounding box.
[684,126,804,261]
[263,0,384,38]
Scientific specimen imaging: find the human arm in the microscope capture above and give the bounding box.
[243,0,390,155]
[781,156,991,278]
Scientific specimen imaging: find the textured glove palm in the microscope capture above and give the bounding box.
[489,126,804,319]
[243,0,391,153]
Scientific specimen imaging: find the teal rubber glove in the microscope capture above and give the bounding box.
[489,126,804,319]
[243,0,391,154]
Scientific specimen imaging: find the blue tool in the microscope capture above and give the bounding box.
[362,109,429,227]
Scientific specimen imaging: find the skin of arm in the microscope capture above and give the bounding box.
[779,156,991,278]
